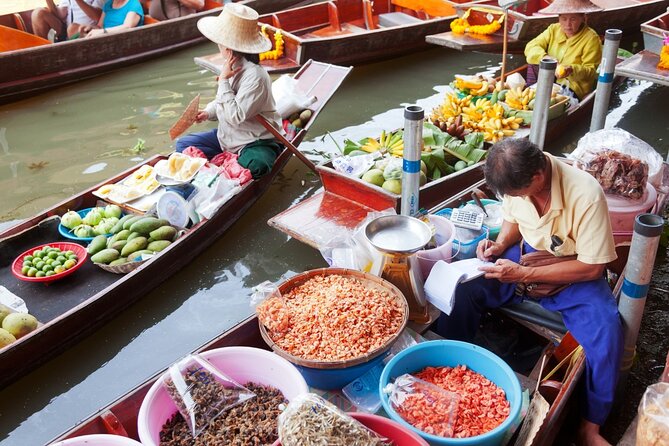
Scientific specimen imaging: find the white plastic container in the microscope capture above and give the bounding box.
[606,183,657,233]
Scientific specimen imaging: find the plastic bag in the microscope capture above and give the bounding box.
[278,393,390,446]
[637,382,669,446]
[569,128,664,191]
[272,74,317,119]
[383,373,460,437]
[163,354,256,438]
[332,153,379,178]
[189,166,242,220]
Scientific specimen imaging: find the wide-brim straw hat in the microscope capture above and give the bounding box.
[197,3,271,54]
[539,0,602,14]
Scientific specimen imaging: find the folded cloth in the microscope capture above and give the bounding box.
[210,152,253,185]
[182,146,208,159]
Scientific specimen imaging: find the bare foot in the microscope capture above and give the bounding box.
[577,420,611,446]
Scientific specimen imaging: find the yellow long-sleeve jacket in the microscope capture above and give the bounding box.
[524,23,602,100]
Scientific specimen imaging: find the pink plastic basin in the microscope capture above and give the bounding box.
[606,183,657,233]
[415,214,456,280]
[272,412,430,446]
[50,434,143,446]
[137,346,309,446]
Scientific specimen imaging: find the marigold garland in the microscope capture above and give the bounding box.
[657,36,669,70]
[450,8,503,35]
[260,25,284,61]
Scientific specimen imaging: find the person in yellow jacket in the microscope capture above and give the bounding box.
[524,0,602,101]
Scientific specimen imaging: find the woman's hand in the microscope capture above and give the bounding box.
[556,65,573,79]
[477,239,505,262]
[479,259,528,283]
[195,111,209,123]
[85,28,105,38]
[220,54,240,80]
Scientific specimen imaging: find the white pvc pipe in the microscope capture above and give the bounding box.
[590,29,622,132]
[529,57,556,150]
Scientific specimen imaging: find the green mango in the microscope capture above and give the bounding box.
[87,235,108,256]
[147,240,171,252]
[91,248,120,264]
[121,237,148,257]
[149,226,177,241]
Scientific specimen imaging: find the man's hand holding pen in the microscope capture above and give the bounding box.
[476,238,505,262]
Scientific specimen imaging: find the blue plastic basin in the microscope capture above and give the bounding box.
[294,353,387,390]
[379,340,522,446]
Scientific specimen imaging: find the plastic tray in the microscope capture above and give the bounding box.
[58,208,123,242]
[12,242,87,283]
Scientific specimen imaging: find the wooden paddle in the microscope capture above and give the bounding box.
[255,115,318,174]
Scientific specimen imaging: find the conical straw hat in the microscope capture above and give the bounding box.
[539,0,602,14]
[197,3,272,54]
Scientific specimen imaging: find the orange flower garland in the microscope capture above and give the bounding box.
[450,8,503,36]
[260,25,284,61]
[657,36,669,70]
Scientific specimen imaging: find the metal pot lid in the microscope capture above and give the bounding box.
[365,215,432,254]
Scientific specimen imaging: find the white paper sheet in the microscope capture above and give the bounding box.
[423,258,493,315]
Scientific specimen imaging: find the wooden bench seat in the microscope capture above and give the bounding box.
[378,11,422,27]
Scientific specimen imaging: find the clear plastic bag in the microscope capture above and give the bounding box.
[163,354,255,438]
[569,128,663,193]
[384,373,460,438]
[272,74,317,119]
[637,382,669,446]
[278,393,390,446]
[332,153,379,178]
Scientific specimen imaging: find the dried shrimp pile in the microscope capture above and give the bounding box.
[257,274,405,362]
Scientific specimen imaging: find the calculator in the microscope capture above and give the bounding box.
[449,208,484,230]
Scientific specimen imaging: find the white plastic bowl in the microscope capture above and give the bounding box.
[137,346,309,446]
[50,434,143,446]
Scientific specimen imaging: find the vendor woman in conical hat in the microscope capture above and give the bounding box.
[524,0,603,101]
[176,3,283,178]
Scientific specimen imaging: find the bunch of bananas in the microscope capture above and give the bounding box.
[504,87,536,111]
[431,92,471,122]
[360,130,404,157]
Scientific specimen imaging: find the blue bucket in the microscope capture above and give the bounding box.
[379,340,522,446]
[294,353,387,390]
[435,209,488,260]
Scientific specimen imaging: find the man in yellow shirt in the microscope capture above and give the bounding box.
[438,138,622,446]
[524,0,602,100]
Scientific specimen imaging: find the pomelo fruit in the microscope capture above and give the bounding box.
[2,313,38,339]
[0,305,12,326]
[361,169,385,187]
[0,328,16,348]
[382,179,402,195]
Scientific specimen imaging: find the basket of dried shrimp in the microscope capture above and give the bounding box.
[256,268,409,389]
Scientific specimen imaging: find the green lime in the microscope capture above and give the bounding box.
[51,261,62,268]
[36,271,46,278]
[23,260,32,267]
[65,250,74,257]
[46,271,55,276]
[54,265,66,274]
[42,245,52,251]
[48,251,58,259]
[32,250,42,257]
[68,254,79,261]
[56,255,66,263]
[35,261,45,270]
[43,265,54,272]
[63,259,76,269]
[24,255,34,262]
[27,268,38,277]
[21,266,30,275]
[45,258,53,265]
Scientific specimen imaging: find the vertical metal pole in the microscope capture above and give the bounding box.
[590,29,622,132]
[401,105,423,217]
[618,213,665,391]
[529,57,556,150]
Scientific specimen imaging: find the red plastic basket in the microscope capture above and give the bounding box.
[11,242,87,283]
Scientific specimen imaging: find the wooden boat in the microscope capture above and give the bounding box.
[426,0,669,53]
[0,0,305,104]
[194,0,468,75]
[267,63,623,249]
[0,60,351,390]
[48,170,654,446]
[614,8,669,86]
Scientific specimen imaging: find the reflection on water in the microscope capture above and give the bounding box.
[0,41,667,445]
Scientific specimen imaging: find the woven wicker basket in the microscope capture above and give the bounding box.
[95,259,147,274]
[258,267,409,369]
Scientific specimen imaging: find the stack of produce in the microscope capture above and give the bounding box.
[341,123,487,192]
[60,205,124,238]
[0,307,38,347]
[87,215,179,267]
[19,246,80,278]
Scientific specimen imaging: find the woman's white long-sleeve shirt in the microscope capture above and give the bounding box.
[203,58,282,153]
